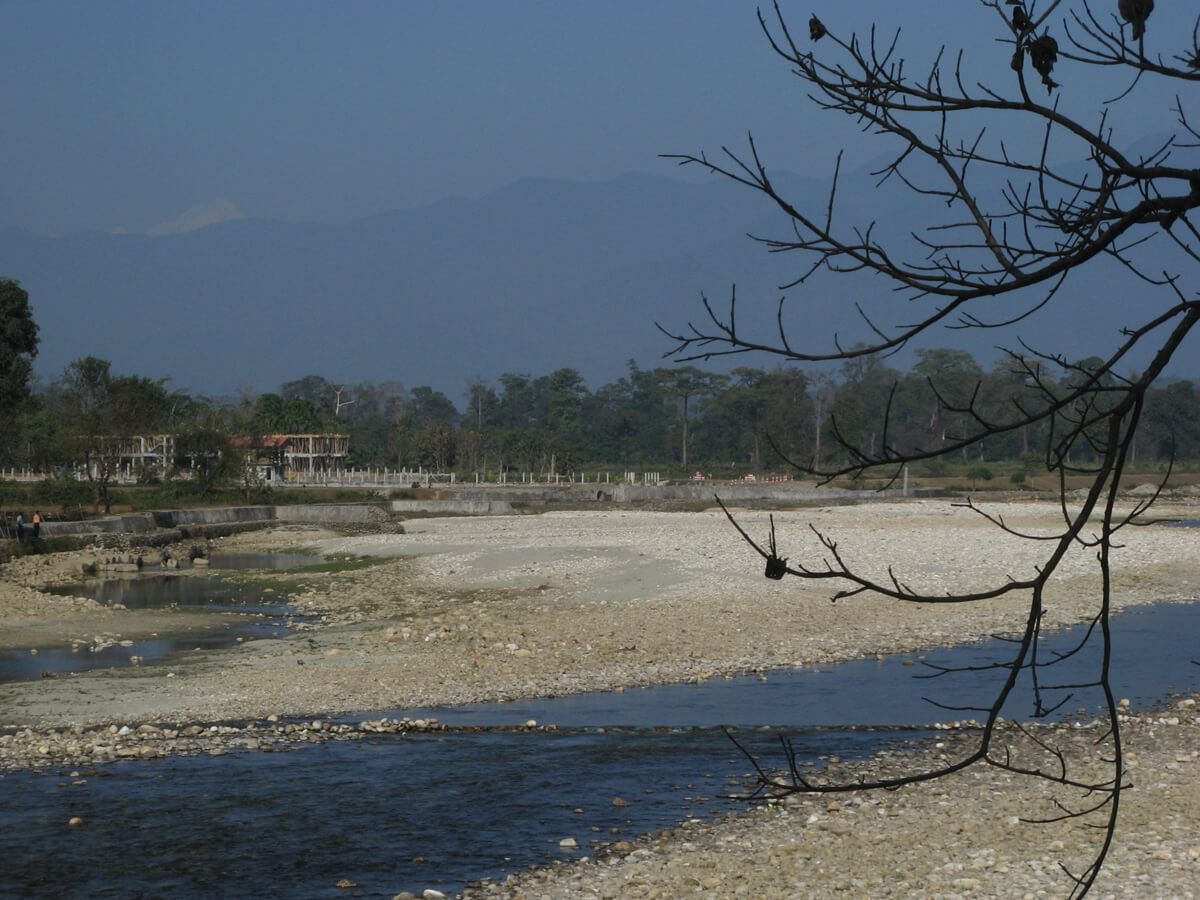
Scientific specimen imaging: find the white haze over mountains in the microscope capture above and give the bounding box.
[0,166,1193,398]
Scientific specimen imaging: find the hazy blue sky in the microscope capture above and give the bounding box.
[5,1,1191,235]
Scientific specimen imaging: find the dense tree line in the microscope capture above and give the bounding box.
[5,348,1199,481]
[2,279,1197,480]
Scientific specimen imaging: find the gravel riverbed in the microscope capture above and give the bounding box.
[1,498,1198,896]
[2,499,1198,743]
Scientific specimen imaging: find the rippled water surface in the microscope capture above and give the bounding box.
[2,570,1198,897]
[400,601,1200,728]
[0,727,919,899]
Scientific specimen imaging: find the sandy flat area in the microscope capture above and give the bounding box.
[1,499,1196,729]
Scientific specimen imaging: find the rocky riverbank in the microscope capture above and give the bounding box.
[0,714,561,774]
[460,702,1200,899]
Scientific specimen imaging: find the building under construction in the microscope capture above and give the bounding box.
[238,434,350,483]
[109,433,349,483]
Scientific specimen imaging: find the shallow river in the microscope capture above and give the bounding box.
[1,589,1198,897]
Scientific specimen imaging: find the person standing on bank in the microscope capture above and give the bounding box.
[15,511,24,543]
[32,511,41,540]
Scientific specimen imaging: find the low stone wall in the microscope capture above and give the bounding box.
[39,507,276,538]
[389,499,514,515]
[605,482,944,504]
[439,482,936,505]
[274,503,391,525]
[13,485,905,547]
[443,487,579,503]
[27,498,513,543]
[38,513,158,536]
[161,507,276,528]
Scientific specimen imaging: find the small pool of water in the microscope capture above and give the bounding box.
[0,620,288,684]
[2,560,309,684]
[45,572,293,614]
[207,552,321,570]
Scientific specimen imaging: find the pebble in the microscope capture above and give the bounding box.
[0,715,580,773]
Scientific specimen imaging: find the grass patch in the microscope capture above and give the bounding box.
[296,554,388,574]
[210,555,390,594]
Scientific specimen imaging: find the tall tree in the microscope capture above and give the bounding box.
[0,279,39,463]
[464,377,498,431]
[281,375,335,411]
[174,421,239,496]
[60,357,171,511]
[408,386,459,428]
[910,348,984,459]
[494,373,538,430]
[656,366,727,467]
[542,368,588,473]
[1142,380,1200,461]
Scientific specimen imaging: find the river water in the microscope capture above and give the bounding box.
[2,579,1198,898]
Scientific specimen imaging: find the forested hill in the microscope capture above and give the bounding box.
[0,165,1182,397]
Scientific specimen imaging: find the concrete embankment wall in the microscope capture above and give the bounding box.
[40,507,275,538]
[444,488,583,503]
[33,498,514,542]
[607,482,914,504]
[270,499,514,523]
[159,507,276,528]
[389,499,513,515]
[20,484,916,547]
[38,512,164,536]
[446,482,926,505]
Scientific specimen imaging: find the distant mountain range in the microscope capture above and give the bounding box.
[1,164,1192,398]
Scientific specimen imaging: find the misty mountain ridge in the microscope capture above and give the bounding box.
[1,164,1192,399]
[147,198,246,237]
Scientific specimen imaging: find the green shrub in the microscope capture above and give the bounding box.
[31,476,93,507]
[0,480,30,506]
[966,464,994,482]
